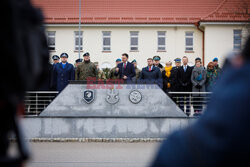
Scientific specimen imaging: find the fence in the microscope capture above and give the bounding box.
[168,92,212,116]
[24,91,212,116]
[24,91,58,116]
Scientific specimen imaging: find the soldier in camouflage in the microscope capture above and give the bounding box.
[109,58,121,79]
[94,62,106,80]
[75,52,97,80]
[131,59,141,81]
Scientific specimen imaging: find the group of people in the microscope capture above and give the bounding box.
[41,52,221,117]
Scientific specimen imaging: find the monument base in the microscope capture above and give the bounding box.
[21,117,195,139]
[28,83,190,139]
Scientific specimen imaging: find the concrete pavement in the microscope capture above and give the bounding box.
[26,142,160,167]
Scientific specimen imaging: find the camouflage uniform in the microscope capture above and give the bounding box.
[97,69,106,80]
[109,67,119,79]
[135,67,141,79]
[75,61,97,80]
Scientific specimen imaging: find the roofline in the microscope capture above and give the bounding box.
[44,23,196,27]
[200,22,250,26]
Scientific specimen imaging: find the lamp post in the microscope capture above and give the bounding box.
[78,0,81,59]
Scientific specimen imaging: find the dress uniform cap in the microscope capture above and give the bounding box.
[75,58,83,63]
[174,58,181,62]
[153,56,161,61]
[83,52,90,57]
[60,53,68,58]
[52,55,60,60]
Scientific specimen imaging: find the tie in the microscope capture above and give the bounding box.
[184,66,187,72]
[124,63,126,69]
[149,66,151,71]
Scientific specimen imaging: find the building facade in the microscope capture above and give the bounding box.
[33,0,250,68]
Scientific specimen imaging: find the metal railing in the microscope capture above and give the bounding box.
[24,91,58,116]
[23,91,212,117]
[168,92,212,116]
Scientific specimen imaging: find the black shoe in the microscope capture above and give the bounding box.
[186,112,190,117]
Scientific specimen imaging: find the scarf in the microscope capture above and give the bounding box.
[165,66,172,78]
[193,66,204,81]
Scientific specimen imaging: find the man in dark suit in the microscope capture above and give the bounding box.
[115,53,135,81]
[53,53,75,92]
[177,56,193,116]
[140,58,162,88]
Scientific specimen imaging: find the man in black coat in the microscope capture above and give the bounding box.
[171,58,182,92]
[139,58,162,88]
[50,55,60,90]
[177,56,193,116]
[151,36,250,167]
[115,53,135,81]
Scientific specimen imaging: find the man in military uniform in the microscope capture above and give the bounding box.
[51,55,60,90]
[52,55,60,66]
[74,58,83,69]
[171,58,182,92]
[75,52,97,81]
[53,53,75,92]
[170,58,182,104]
[153,56,164,72]
[131,59,141,81]
[94,62,106,80]
[109,58,121,79]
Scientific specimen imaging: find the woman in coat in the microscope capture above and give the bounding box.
[162,61,174,94]
[206,62,218,92]
[191,61,206,116]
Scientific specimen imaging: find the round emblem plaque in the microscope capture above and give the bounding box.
[129,90,142,104]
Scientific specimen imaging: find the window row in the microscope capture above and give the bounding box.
[46,31,195,52]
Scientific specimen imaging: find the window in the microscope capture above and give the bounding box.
[46,31,55,51]
[130,31,139,51]
[102,31,111,51]
[74,31,83,51]
[157,31,166,51]
[185,32,194,51]
[233,29,242,51]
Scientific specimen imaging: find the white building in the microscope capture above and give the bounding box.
[32,0,250,68]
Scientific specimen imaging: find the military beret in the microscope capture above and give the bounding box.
[83,52,90,57]
[195,57,201,61]
[94,62,98,65]
[131,59,137,63]
[153,56,161,61]
[52,55,59,60]
[116,58,122,62]
[75,58,83,63]
[213,57,218,62]
[60,53,68,58]
[174,58,181,62]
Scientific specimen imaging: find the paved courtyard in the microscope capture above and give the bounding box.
[26,142,160,167]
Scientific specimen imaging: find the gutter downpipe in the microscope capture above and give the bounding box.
[195,21,205,66]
